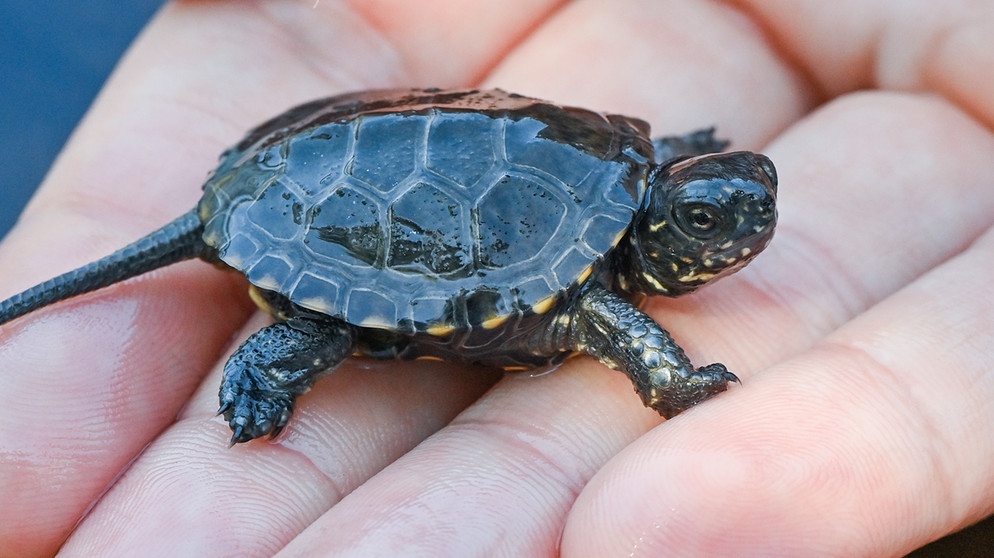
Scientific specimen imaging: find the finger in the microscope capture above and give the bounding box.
[561,94,994,555]
[56,313,496,556]
[343,0,566,84]
[280,360,660,557]
[562,228,994,557]
[0,1,560,554]
[486,0,812,146]
[562,2,994,552]
[736,0,994,127]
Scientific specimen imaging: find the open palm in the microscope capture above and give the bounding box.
[2,2,993,556]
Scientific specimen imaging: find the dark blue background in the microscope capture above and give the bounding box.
[0,2,165,239]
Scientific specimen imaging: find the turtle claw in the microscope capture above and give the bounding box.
[217,378,295,445]
[216,402,262,446]
[642,362,740,419]
[217,354,297,444]
[228,426,244,448]
[697,363,739,384]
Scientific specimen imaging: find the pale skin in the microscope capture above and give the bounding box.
[1,1,993,556]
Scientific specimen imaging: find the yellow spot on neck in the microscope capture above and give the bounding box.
[641,272,669,292]
[648,220,667,232]
[679,271,716,282]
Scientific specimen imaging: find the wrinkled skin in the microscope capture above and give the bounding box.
[1,1,994,556]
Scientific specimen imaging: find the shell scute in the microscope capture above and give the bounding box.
[304,185,382,267]
[350,115,422,194]
[476,173,568,270]
[425,112,499,189]
[388,182,472,277]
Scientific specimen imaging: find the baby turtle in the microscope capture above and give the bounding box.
[0,88,777,444]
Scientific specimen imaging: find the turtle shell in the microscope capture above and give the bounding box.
[199,89,654,333]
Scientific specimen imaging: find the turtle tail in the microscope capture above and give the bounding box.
[0,209,206,326]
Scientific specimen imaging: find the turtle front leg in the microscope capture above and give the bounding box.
[218,318,356,444]
[569,284,737,418]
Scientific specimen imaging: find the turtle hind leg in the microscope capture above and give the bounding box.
[218,317,357,444]
[568,284,737,418]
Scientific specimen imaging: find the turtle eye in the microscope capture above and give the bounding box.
[675,202,726,239]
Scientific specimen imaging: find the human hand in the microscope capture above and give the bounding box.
[1,1,993,556]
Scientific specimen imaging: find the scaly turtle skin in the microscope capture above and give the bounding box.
[0,88,778,444]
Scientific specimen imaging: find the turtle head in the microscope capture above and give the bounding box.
[624,151,778,297]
